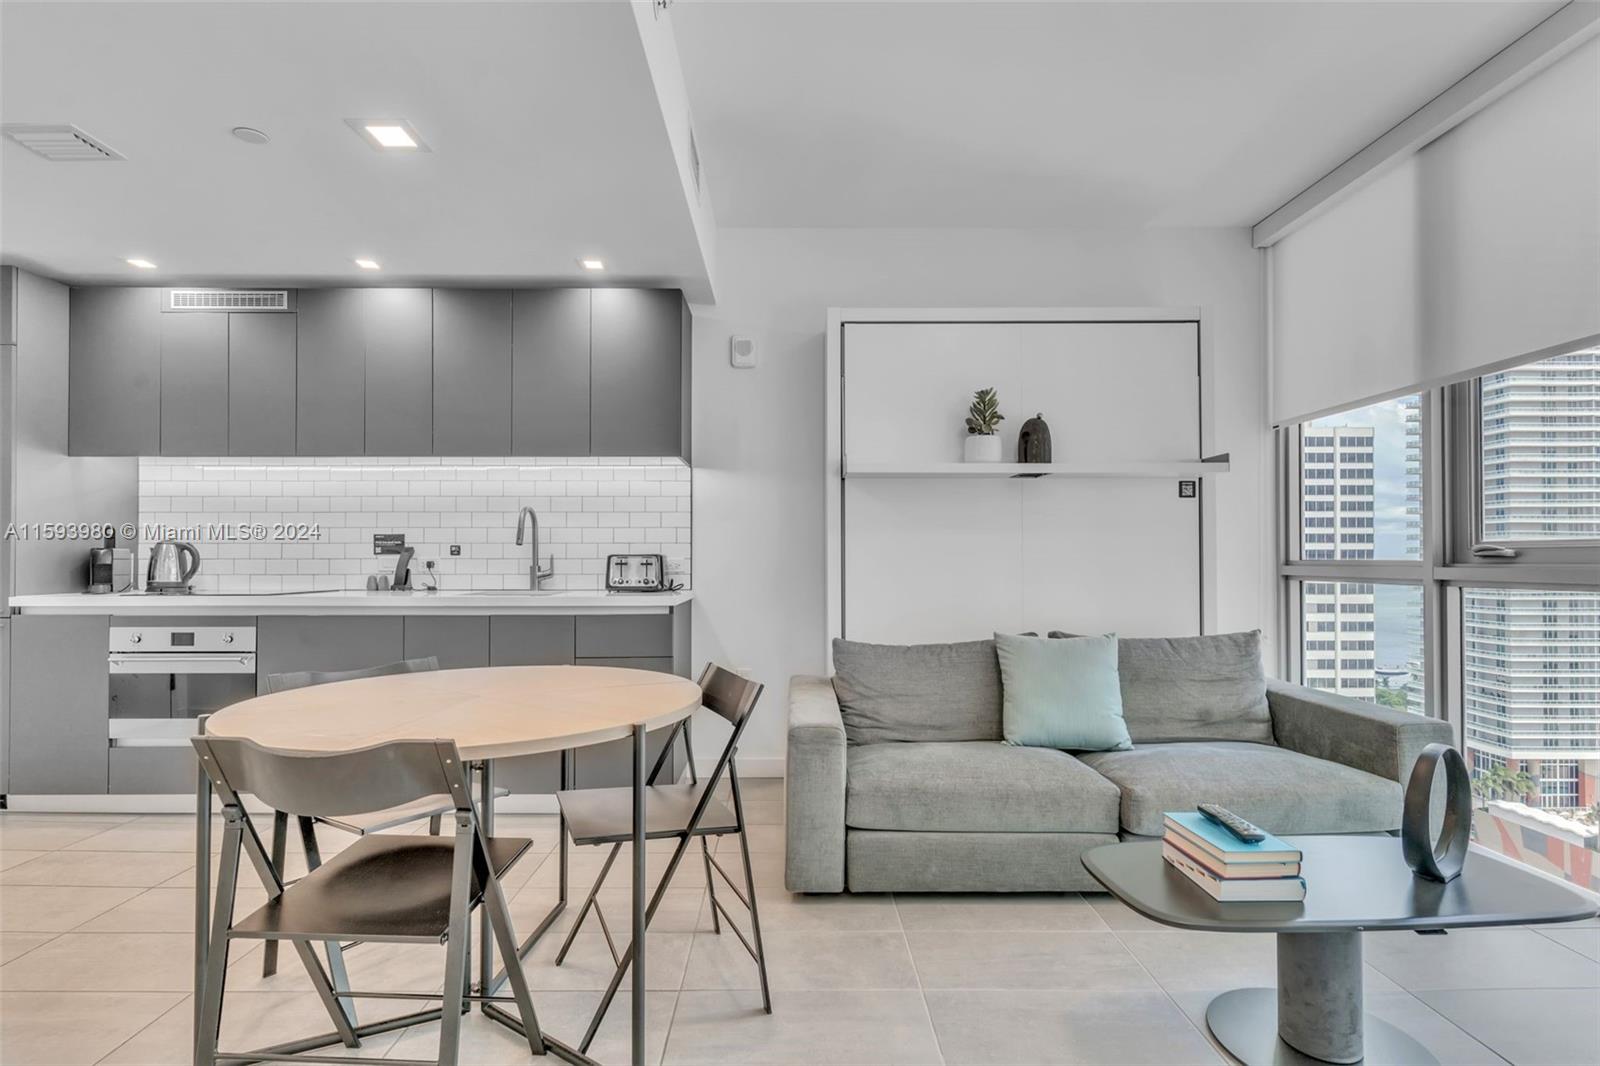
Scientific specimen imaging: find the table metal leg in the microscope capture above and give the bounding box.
[193,759,212,1047]
[631,722,646,1066]
[1204,931,1438,1065]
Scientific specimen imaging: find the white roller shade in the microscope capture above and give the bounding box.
[1272,37,1600,425]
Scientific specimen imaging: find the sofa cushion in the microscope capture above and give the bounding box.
[1052,631,1272,744]
[832,638,1002,744]
[995,632,1131,751]
[1077,741,1403,837]
[846,741,1120,834]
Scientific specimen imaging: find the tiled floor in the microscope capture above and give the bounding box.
[1,781,1596,1065]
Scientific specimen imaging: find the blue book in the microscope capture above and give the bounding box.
[1163,811,1300,864]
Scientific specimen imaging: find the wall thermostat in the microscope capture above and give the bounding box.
[730,335,756,369]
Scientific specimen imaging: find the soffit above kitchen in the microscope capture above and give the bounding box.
[0,1,714,299]
[671,0,1563,228]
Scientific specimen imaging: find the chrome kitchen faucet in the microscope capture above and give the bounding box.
[515,506,556,590]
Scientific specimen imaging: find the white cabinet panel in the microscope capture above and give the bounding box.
[843,479,1022,644]
[1019,479,1200,637]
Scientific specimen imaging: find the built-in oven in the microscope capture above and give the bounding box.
[107,625,257,792]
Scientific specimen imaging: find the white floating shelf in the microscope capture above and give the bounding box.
[844,455,1230,479]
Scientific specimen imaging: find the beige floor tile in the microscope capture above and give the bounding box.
[0,885,143,932]
[0,821,127,852]
[519,930,691,991]
[0,932,200,992]
[1364,927,1600,991]
[684,930,917,991]
[926,988,1221,1065]
[697,887,900,933]
[1534,922,1600,962]
[0,991,182,1066]
[908,930,1157,992]
[1116,928,1403,994]
[386,990,675,1065]
[76,886,269,934]
[665,989,942,1065]
[98,991,410,1065]
[0,851,47,872]
[510,885,706,937]
[740,800,784,826]
[0,932,58,966]
[710,824,784,854]
[895,892,1110,932]
[0,851,194,888]
[63,823,219,854]
[1418,987,1600,1066]
[1083,891,1169,930]
[223,939,440,996]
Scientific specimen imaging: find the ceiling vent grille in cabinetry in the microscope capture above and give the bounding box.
[166,289,290,312]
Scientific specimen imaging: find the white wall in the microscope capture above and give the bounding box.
[688,227,1267,772]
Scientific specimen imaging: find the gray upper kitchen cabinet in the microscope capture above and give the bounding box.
[433,289,511,455]
[511,289,590,455]
[296,289,366,455]
[228,313,297,455]
[255,616,405,695]
[7,615,110,794]
[590,288,686,457]
[363,288,433,455]
[160,311,230,455]
[69,287,161,455]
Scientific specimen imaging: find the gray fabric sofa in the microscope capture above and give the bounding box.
[785,633,1451,893]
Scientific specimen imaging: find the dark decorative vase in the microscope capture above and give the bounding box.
[1401,743,1471,883]
[1017,413,1053,463]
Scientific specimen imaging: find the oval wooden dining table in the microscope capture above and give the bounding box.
[194,665,704,1066]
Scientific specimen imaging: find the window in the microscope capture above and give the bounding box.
[1298,582,1423,711]
[1295,395,1421,562]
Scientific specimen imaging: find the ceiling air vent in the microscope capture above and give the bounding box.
[167,289,291,312]
[1,124,125,161]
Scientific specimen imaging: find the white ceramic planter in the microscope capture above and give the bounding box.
[963,434,1002,462]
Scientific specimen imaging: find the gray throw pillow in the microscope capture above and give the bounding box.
[831,637,1002,744]
[1048,630,1272,744]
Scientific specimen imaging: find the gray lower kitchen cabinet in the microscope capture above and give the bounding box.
[255,616,405,695]
[69,287,161,455]
[575,614,674,658]
[364,288,433,455]
[590,288,686,457]
[7,615,109,794]
[109,748,194,794]
[511,289,590,455]
[433,289,511,455]
[296,289,366,455]
[403,616,489,669]
[229,313,297,455]
[160,311,230,455]
[488,616,576,666]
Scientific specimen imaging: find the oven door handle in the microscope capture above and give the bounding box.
[108,653,256,674]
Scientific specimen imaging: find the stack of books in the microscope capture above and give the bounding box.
[1162,811,1305,902]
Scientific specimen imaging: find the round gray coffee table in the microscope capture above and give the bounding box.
[1083,835,1598,1065]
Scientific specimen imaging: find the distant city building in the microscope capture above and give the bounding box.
[1300,426,1377,698]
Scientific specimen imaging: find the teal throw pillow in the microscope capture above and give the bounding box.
[994,632,1132,751]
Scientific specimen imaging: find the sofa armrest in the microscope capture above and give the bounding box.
[785,675,848,893]
[1267,679,1451,783]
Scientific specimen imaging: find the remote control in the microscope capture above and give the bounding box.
[1197,804,1266,844]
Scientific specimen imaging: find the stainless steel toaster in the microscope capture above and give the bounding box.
[606,553,666,592]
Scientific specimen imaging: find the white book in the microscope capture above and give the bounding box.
[1164,842,1306,902]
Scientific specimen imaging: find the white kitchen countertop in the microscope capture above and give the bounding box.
[7,589,692,616]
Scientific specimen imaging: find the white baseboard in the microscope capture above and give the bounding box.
[694,756,785,779]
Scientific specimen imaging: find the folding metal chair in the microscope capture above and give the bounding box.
[258,657,505,978]
[554,663,770,1053]
[191,734,545,1066]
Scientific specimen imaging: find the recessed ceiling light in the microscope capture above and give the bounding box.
[580,258,606,271]
[126,258,157,269]
[231,126,270,145]
[345,118,429,152]
[354,258,381,270]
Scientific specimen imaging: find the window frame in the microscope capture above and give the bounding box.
[1277,349,1600,748]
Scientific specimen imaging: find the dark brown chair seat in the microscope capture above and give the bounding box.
[232,833,533,943]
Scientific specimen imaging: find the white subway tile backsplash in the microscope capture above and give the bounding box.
[137,456,691,593]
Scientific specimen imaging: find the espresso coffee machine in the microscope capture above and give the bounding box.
[88,535,134,594]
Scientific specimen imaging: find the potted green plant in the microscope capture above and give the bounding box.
[963,387,1005,462]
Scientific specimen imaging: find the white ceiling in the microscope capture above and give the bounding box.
[0,2,709,292]
[671,0,1563,228]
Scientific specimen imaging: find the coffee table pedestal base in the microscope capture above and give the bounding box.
[1206,989,1437,1066]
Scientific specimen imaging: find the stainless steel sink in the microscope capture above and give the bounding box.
[422,589,564,597]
